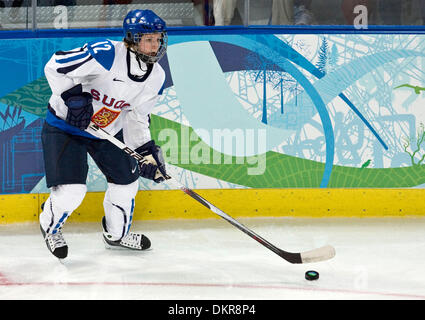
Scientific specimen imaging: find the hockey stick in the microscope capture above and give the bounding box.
[87,122,335,264]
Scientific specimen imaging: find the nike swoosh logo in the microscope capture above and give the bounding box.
[113,78,124,82]
[131,165,137,173]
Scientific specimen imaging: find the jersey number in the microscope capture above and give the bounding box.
[91,41,112,54]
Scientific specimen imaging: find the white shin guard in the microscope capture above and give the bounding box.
[40,184,87,234]
[103,180,139,240]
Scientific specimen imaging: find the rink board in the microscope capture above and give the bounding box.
[1,28,425,225]
[0,188,424,224]
[2,30,425,194]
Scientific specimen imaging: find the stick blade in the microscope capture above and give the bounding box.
[300,245,336,263]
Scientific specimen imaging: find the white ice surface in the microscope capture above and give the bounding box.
[0,217,424,300]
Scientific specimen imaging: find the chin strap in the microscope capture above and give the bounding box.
[134,53,145,72]
[128,48,149,76]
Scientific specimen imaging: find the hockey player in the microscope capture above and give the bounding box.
[39,9,168,259]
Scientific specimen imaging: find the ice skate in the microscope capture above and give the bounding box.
[101,217,151,251]
[40,225,68,259]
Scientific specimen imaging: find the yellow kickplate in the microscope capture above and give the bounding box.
[0,188,424,224]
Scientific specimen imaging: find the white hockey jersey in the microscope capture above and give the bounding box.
[44,39,166,149]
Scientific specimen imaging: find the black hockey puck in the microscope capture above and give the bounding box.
[305,270,319,281]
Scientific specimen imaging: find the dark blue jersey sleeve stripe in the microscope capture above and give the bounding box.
[158,79,165,95]
[57,55,94,74]
[55,47,85,56]
[56,51,89,64]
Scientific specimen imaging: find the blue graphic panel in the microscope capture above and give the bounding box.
[1,30,425,193]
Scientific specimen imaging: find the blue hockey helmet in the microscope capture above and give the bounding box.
[123,9,167,64]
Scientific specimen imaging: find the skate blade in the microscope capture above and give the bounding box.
[103,238,126,250]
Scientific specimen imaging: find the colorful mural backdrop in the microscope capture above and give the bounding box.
[1,31,425,194]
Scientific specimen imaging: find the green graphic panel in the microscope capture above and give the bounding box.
[150,116,425,188]
[0,77,51,117]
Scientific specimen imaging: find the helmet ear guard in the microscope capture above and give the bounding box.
[123,9,168,64]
